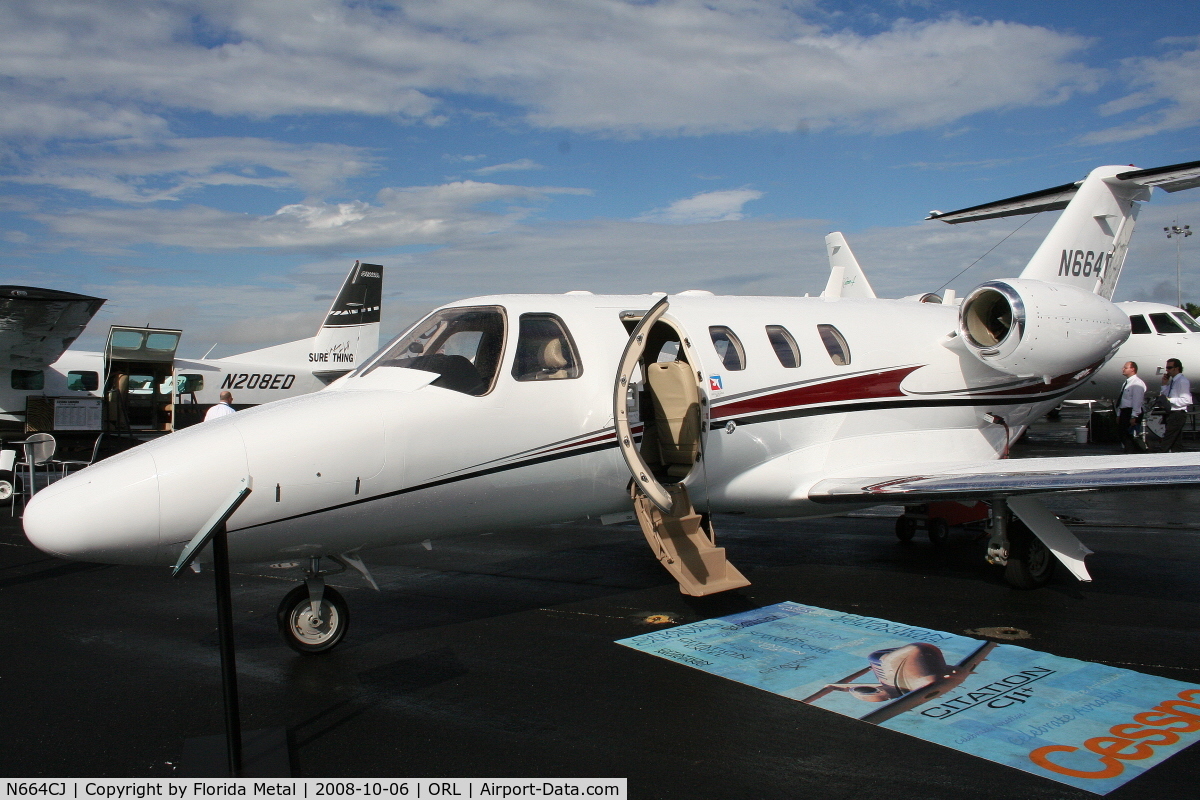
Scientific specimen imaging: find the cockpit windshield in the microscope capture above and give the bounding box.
[363,306,506,395]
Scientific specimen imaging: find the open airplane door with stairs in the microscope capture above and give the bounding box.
[614,297,749,596]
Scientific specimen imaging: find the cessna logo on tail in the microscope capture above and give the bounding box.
[358,270,381,279]
[1059,249,1111,278]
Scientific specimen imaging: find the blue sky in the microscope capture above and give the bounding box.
[2,0,1198,357]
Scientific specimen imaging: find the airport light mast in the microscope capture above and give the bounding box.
[1165,222,1192,308]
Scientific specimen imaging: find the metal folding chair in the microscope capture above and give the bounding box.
[57,432,105,476]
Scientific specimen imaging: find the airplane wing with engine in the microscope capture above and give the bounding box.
[0,286,106,369]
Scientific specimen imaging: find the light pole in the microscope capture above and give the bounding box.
[1165,222,1192,309]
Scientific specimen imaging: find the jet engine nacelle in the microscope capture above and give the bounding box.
[958,279,1129,378]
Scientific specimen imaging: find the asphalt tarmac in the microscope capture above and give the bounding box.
[2,406,1198,798]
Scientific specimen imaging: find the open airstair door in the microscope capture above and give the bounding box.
[614,297,749,596]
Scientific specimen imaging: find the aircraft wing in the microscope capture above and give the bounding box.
[926,158,1200,223]
[808,452,1200,504]
[0,286,106,369]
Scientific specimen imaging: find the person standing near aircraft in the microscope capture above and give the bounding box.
[1117,361,1146,453]
[1159,359,1192,452]
[203,391,236,421]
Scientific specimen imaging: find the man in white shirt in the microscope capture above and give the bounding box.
[1116,361,1147,453]
[1159,359,1192,452]
[204,391,237,421]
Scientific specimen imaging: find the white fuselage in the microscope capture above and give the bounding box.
[24,291,1127,568]
[1069,301,1200,401]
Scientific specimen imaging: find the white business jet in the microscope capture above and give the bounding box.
[23,160,1200,654]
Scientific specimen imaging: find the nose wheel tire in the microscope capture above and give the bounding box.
[277,584,349,654]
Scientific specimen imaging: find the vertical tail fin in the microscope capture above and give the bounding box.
[308,261,383,371]
[1017,166,1146,298]
[823,232,877,299]
[927,160,1200,299]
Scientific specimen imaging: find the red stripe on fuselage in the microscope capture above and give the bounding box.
[711,366,922,420]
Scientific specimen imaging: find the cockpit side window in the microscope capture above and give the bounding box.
[511,314,582,381]
[1129,314,1151,334]
[709,326,746,371]
[1150,312,1186,334]
[1173,312,1200,332]
[817,324,851,366]
[364,306,506,395]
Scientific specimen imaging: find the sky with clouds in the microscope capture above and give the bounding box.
[2,0,1198,356]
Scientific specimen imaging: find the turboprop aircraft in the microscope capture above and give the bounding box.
[0,261,382,436]
[22,160,1200,655]
[168,260,383,428]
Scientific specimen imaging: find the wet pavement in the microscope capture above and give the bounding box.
[1,406,1198,798]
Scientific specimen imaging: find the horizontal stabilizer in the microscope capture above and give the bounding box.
[1116,160,1200,193]
[926,182,1079,224]
[927,158,1200,224]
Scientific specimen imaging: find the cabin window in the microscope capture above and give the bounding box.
[365,306,506,396]
[1150,313,1186,334]
[1129,314,1151,334]
[654,341,681,362]
[110,330,144,349]
[177,374,204,393]
[709,327,746,371]
[11,369,44,390]
[1173,312,1200,333]
[766,325,800,368]
[512,314,582,381]
[127,375,157,395]
[818,324,851,366]
[66,371,99,391]
[145,332,180,352]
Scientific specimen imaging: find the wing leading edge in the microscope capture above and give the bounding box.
[808,452,1200,504]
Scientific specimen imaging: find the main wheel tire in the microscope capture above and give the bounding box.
[895,516,917,542]
[0,470,13,505]
[1004,524,1055,589]
[927,518,950,547]
[277,584,349,654]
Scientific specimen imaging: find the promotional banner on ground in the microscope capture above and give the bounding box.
[617,602,1200,794]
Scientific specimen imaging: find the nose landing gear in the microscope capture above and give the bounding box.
[277,556,350,654]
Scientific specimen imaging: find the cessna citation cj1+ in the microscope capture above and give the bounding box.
[23,160,1200,654]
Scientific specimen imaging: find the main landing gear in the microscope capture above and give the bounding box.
[276,556,350,654]
[986,500,1056,589]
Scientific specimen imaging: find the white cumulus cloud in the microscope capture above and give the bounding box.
[638,189,764,224]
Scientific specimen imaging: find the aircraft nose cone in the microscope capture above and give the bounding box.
[23,449,162,564]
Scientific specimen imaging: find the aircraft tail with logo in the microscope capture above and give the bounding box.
[308,261,384,370]
[170,261,384,419]
[927,160,1200,299]
[822,232,877,299]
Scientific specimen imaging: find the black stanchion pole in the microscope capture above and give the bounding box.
[172,478,253,778]
[211,522,243,777]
